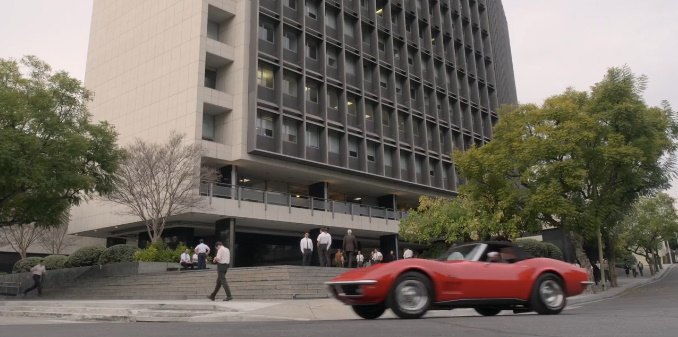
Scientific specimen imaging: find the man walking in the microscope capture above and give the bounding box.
[317,227,332,267]
[207,242,233,301]
[300,232,314,266]
[638,262,644,277]
[342,229,358,268]
[23,260,46,297]
[195,239,210,269]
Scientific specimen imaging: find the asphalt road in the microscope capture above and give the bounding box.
[4,267,677,337]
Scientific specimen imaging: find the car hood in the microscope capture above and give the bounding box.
[329,263,389,282]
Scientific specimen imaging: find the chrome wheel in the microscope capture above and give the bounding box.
[395,279,429,313]
[539,279,564,310]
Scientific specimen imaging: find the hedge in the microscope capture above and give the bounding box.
[43,255,68,270]
[134,242,188,263]
[13,257,43,273]
[516,239,563,260]
[98,244,139,265]
[66,246,105,267]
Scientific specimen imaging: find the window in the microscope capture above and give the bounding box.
[258,20,275,43]
[327,90,339,110]
[382,110,391,127]
[202,114,215,141]
[394,47,400,60]
[306,126,320,149]
[367,143,376,162]
[345,58,356,75]
[347,96,357,117]
[327,49,338,67]
[380,72,388,89]
[283,29,297,51]
[283,119,298,143]
[415,158,422,174]
[413,121,420,137]
[329,134,340,153]
[305,38,318,60]
[360,0,368,10]
[344,17,355,38]
[408,55,414,66]
[204,68,217,89]
[256,115,274,137]
[378,38,386,52]
[410,88,417,100]
[285,0,296,9]
[365,104,374,120]
[363,65,372,83]
[305,82,319,103]
[400,154,408,170]
[207,21,219,40]
[326,9,337,29]
[283,73,297,97]
[306,0,317,19]
[384,149,393,166]
[257,64,274,89]
[395,81,403,94]
[348,138,359,158]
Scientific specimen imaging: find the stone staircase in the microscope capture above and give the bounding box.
[38,266,346,300]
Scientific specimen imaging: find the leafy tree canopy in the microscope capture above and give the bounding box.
[0,56,124,227]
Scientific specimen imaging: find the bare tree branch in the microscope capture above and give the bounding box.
[0,223,43,258]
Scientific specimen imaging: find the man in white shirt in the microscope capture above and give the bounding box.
[403,248,414,259]
[207,241,233,301]
[300,232,314,266]
[195,239,210,269]
[316,227,332,267]
[374,249,383,263]
[356,251,365,268]
[23,260,47,296]
[180,248,194,270]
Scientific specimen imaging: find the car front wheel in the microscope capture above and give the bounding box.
[475,307,501,316]
[530,273,566,315]
[352,303,386,319]
[388,271,432,319]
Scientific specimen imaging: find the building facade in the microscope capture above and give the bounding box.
[71,0,517,266]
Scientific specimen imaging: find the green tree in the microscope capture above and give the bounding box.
[620,193,678,275]
[401,67,678,287]
[0,56,124,227]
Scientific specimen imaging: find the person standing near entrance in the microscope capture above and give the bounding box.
[23,260,46,297]
[317,227,332,267]
[300,232,314,266]
[195,239,210,269]
[207,241,233,301]
[342,229,358,268]
[356,251,365,267]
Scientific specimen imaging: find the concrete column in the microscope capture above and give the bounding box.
[215,218,236,266]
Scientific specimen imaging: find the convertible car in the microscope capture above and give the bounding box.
[326,241,592,319]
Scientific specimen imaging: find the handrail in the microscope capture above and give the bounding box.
[200,181,406,220]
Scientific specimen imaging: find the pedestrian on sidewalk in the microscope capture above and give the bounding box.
[316,227,332,267]
[300,231,313,266]
[624,265,630,277]
[195,239,210,269]
[207,241,233,301]
[638,262,644,277]
[23,260,47,297]
[342,229,357,268]
[335,249,345,267]
[356,251,364,268]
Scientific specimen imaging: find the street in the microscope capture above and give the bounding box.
[2,267,676,337]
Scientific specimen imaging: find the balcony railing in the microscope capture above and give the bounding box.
[200,182,407,221]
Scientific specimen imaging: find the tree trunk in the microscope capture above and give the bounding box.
[20,247,27,259]
[646,255,656,275]
[655,249,663,270]
[569,232,595,293]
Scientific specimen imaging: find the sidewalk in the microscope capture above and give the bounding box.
[0,264,673,324]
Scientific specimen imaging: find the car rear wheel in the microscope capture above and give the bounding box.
[388,271,432,319]
[475,307,501,316]
[351,303,386,319]
[530,273,566,315]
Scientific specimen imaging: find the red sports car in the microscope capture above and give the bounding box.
[326,241,592,319]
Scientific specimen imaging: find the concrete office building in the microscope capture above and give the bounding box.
[71,0,517,266]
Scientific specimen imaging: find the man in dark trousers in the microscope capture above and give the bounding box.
[300,232,313,266]
[316,227,331,267]
[195,239,210,269]
[638,262,644,277]
[207,241,233,301]
[23,260,46,297]
[342,229,358,268]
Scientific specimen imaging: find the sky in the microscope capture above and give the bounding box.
[1,0,678,197]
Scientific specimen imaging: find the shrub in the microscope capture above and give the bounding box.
[43,255,68,270]
[98,244,139,265]
[66,246,105,267]
[13,257,43,273]
[516,239,563,260]
[134,242,188,263]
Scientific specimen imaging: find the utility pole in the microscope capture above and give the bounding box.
[597,224,606,291]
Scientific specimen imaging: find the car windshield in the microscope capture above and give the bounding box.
[438,244,484,261]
